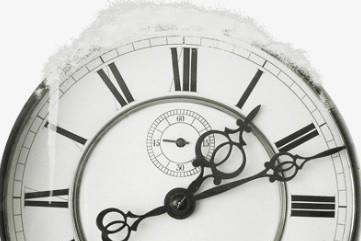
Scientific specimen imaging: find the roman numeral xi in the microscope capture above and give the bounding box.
[171,48,198,92]
[97,62,135,107]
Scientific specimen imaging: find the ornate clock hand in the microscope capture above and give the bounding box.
[96,206,169,241]
[96,108,346,241]
[193,146,347,201]
[96,107,261,241]
[96,188,196,241]
[96,144,346,241]
[188,105,261,192]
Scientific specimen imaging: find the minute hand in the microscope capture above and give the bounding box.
[194,146,346,201]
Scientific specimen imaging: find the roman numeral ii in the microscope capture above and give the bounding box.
[275,123,319,152]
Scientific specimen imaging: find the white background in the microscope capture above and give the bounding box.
[0,0,360,163]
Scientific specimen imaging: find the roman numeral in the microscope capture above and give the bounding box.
[171,47,198,92]
[97,62,134,106]
[275,123,319,152]
[236,69,263,109]
[45,122,87,145]
[24,189,69,208]
[291,195,335,218]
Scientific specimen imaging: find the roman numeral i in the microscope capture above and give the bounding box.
[236,69,263,109]
[97,62,135,107]
[171,47,198,92]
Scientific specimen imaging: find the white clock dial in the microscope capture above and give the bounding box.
[0,35,358,241]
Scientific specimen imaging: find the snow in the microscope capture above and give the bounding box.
[42,1,320,91]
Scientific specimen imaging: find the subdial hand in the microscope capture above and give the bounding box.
[163,138,190,147]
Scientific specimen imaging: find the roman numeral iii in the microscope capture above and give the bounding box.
[97,62,135,106]
[24,189,69,208]
[171,47,198,92]
[275,123,319,152]
[291,195,335,218]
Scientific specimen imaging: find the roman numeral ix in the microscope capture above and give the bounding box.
[291,195,335,218]
[171,47,198,92]
[275,123,319,152]
[45,122,87,145]
[97,62,134,107]
[24,189,69,208]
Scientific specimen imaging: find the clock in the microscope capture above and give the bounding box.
[0,4,359,241]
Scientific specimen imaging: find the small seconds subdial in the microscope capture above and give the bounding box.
[147,109,215,177]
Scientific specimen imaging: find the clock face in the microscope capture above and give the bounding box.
[0,35,359,241]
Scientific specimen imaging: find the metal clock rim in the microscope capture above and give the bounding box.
[0,42,359,241]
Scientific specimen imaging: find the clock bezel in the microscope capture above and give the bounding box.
[0,35,359,241]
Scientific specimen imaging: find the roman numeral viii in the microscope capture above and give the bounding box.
[24,189,69,208]
[275,123,319,152]
[97,62,134,107]
[171,48,198,92]
[291,195,335,218]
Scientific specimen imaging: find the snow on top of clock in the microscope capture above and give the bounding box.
[42,0,320,91]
